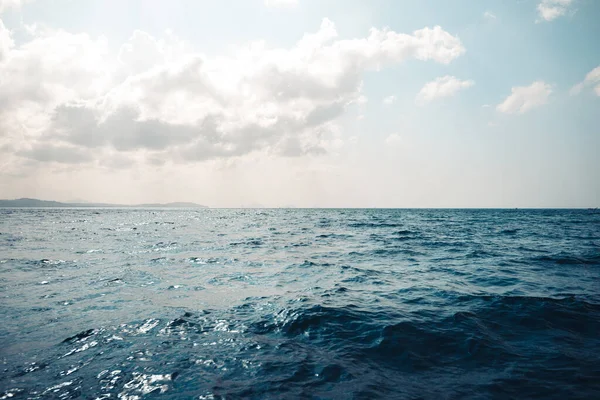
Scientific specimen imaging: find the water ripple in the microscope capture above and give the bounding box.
[1,208,599,398]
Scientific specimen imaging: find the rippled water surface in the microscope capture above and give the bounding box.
[1,208,599,399]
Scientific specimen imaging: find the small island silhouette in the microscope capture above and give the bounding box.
[0,198,208,208]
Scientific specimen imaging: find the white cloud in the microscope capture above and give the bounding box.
[0,18,465,166]
[23,22,38,35]
[355,95,368,105]
[0,18,13,61]
[382,95,396,105]
[570,65,600,96]
[0,0,29,12]
[570,83,584,95]
[484,11,497,20]
[415,75,474,105]
[537,0,574,22]
[496,81,552,114]
[385,133,402,145]
[0,25,111,112]
[264,0,298,8]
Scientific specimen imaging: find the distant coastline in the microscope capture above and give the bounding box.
[0,198,208,208]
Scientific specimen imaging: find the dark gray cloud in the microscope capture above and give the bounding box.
[44,101,338,164]
[50,105,217,152]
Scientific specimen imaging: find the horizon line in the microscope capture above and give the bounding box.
[1,198,598,210]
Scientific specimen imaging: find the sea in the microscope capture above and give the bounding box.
[1,208,599,399]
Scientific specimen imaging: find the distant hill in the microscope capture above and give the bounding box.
[0,198,68,207]
[0,198,208,208]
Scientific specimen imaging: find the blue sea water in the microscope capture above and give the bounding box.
[1,208,599,399]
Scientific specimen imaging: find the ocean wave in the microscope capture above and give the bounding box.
[2,208,600,399]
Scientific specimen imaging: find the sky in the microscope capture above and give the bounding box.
[0,0,598,208]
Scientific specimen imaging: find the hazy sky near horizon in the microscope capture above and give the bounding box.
[0,0,598,207]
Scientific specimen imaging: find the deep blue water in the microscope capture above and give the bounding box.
[1,208,599,399]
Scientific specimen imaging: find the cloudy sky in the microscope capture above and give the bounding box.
[0,0,598,207]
